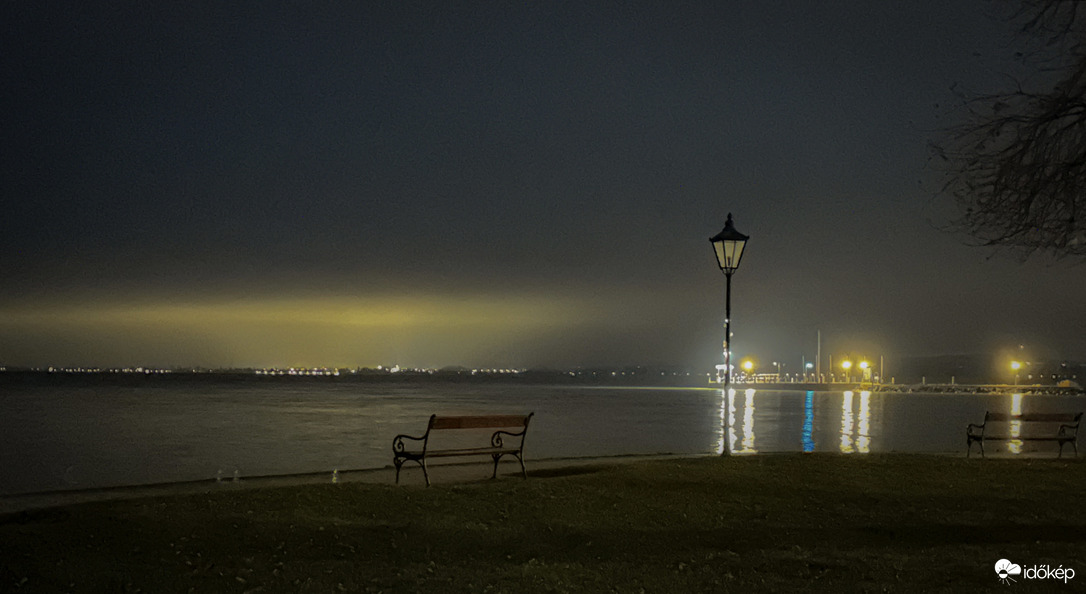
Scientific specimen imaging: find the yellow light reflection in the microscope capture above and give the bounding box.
[856,390,871,453]
[840,391,854,453]
[736,388,757,454]
[727,388,738,453]
[715,388,727,455]
[1009,393,1023,454]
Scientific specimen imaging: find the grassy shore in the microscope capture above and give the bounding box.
[1,455,1083,592]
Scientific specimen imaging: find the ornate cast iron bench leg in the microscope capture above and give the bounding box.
[489,452,527,479]
[395,458,431,486]
[490,453,527,482]
[1057,438,1077,458]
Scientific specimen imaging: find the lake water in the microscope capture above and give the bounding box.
[0,374,1081,496]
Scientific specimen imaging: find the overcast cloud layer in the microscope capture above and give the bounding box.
[2,1,1084,370]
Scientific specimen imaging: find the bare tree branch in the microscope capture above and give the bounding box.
[936,0,1086,258]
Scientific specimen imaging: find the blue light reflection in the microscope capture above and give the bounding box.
[802,390,815,452]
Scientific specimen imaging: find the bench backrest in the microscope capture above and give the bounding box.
[984,412,1082,424]
[429,414,533,431]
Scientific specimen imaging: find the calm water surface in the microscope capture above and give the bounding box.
[0,375,1081,495]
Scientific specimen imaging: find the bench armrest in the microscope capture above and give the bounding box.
[966,423,985,435]
[491,428,527,448]
[393,432,428,453]
[1058,423,1079,436]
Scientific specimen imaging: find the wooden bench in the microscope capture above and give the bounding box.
[392,413,534,486]
[966,412,1081,458]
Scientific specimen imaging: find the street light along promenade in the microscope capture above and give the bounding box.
[710,213,749,455]
[709,213,749,389]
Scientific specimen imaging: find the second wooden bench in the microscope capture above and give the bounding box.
[966,411,1081,458]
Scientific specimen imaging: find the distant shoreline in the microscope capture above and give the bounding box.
[1,368,1082,394]
[724,381,1084,396]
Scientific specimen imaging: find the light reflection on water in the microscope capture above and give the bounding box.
[727,388,738,453]
[718,388,757,454]
[715,388,1058,458]
[802,391,815,452]
[856,391,872,454]
[741,389,757,453]
[840,391,855,453]
[1008,393,1024,454]
[837,390,872,454]
[715,389,728,455]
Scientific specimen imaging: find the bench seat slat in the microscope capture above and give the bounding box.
[420,447,522,457]
[975,436,1071,441]
[984,412,1081,423]
[431,415,529,430]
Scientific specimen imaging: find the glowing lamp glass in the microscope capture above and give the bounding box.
[710,213,750,274]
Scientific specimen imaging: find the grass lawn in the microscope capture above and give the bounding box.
[1,454,1083,592]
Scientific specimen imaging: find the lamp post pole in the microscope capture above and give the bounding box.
[724,270,733,389]
[710,214,749,455]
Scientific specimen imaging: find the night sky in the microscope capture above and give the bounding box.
[3,1,1084,371]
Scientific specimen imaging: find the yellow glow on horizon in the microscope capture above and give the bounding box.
[0,295,583,328]
[0,292,610,368]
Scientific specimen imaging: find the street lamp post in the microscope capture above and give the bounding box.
[710,213,750,392]
[711,213,749,455]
